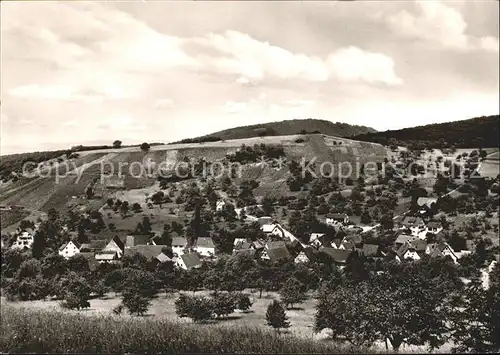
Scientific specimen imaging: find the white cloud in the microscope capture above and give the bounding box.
[388,1,499,52]
[193,30,402,85]
[327,47,403,85]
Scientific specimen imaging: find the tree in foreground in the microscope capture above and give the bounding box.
[175,294,213,323]
[59,273,92,311]
[140,142,150,152]
[121,289,151,316]
[279,277,306,309]
[266,300,290,333]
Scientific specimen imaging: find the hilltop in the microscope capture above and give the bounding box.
[353,115,499,149]
[170,118,376,144]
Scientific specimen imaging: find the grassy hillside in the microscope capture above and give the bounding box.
[0,306,366,354]
[353,115,499,149]
[171,118,376,143]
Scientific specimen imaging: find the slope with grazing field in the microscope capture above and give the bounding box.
[0,134,386,212]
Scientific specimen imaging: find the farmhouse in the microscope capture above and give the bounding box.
[426,242,458,263]
[294,246,315,263]
[80,240,107,252]
[95,250,120,264]
[394,234,418,247]
[362,244,380,257]
[58,240,81,259]
[326,213,349,226]
[216,200,226,211]
[102,235,125,258]
[425,221,443,235]
[319,247,352,264]
[172,237,188,256]
[126,234,155,248]
[261,240,291,262]
[124,245,165,261]
[396,244,421,261]
[193,237,216,257]
[176,253,202,270]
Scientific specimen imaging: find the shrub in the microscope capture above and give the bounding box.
[175,294,213,323]
[121,290,151,316]
[266,300,290,332]
[235,293,253,312]
[211,292,235,318]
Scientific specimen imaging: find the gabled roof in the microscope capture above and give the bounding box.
[258,216,273,226]
[262,223,278,233]
[326,213,348,220]
[234,248,257,258]
[180,253,202,269]
[319,247,351,263]
[411,239,428,252]
[194,237,215,249]
[341,241,356,250]
[155,252,173,263]
[126,234,152,247]
[252,240,265,249]
[396,243,410,258]
[82,240,107,251]
[59,240,81,251]
[395,234,417,245]
[266,245,291,262]
[426,221,442,229]
[310,233,325,244]
[172,237,187,247]
[417,197,437,208]
[95,250,118,260]
[362,244,380,257]
[109,235,125,251]
[234,240,252,250]
[266,240,287,250]
[124,245,164,261]
[427,242,456,258]
[401,216,424,227]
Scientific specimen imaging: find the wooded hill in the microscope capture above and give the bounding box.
[352,115,499,149]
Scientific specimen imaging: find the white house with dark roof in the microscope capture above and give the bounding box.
[326,213,349,226]
[172,237,188,256]
[193,237,216,257]
[58,240,81,259]
[175,253,202,270]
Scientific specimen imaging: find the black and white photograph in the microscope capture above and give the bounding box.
[0,0,499,353]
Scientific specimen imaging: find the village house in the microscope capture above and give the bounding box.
[261,240,291,262]
[396,244,421,261]
[325,213,349,226]
[80,240,107,253]
[172,237,188,256]
[399,216,427,238]
[394,234,419,247]
[102,235,125,258]
[294,246,315,263]
[95,250,120,264]
[193,237,216,257]
[426,242,458,263]
[58,240,81,259]
[425,221,443,235]
[309,233,325,248]
[11,229,35,250]
[216,200,226,211]
[126,234,155,248]
[175,252,202,270]
[124,245,165,262]
[318,247,352,265]
[361,243,381,258]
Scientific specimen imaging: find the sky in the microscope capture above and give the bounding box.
[1,0,499,155]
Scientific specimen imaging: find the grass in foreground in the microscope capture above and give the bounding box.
[0,306,369,354]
